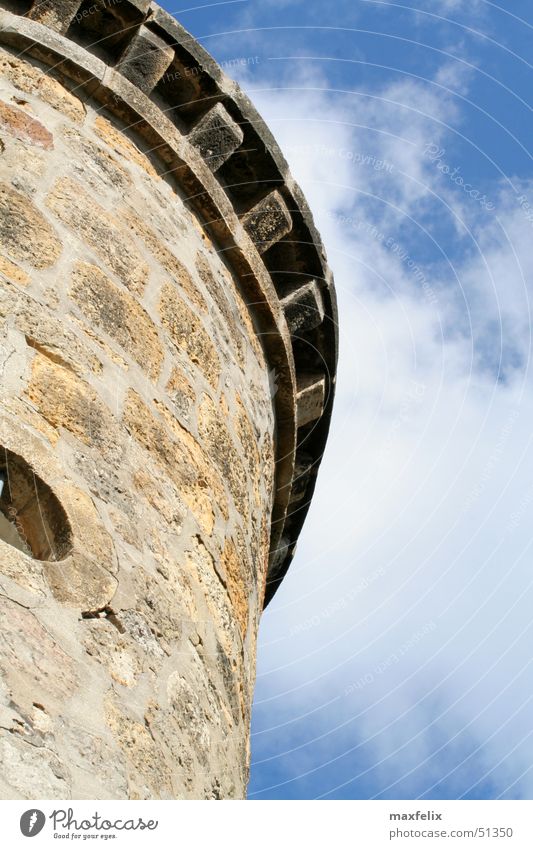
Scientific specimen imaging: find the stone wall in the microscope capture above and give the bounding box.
[0,44,275,799]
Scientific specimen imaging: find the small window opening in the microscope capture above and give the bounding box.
[0,448,72,561]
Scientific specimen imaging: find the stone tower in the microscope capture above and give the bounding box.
[0,0,337,799]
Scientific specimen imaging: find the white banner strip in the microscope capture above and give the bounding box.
[2,800,533,848]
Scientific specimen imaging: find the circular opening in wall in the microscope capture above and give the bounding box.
[0,447,72,561]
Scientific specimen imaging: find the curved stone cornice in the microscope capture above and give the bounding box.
[0,0,338,606]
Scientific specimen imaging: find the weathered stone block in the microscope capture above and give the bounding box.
[0,255,29,286]
[62,126,131,191]
[117,25,175,94]
[0,48,85,121]
[70,261,164,380]
[296,373,326,427]
[123,390,226,536]
[0,280,102,375]
[0,182,61,269]
[94,115,158,177]
[105,695,174,800]
[122,208,207,312]
[27,0,83,34]
[289,452,314,505]
[26,352,118,452]
[45,552,117,610]
[158,282,220,389]
[222,538,248,640]
[166,365,195,423]
[281,280,325,335]
[198,393,248,519]
[188,103,244,172]
[242,190,292,253]
[267,535,291,582]
[0,100,53,149]
[46,177,148,294]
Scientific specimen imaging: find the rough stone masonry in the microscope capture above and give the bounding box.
[0,0,337,799]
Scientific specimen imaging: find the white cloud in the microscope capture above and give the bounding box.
[239,61,533,797]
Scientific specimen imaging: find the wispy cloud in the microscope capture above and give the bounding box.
[236,56,533,798]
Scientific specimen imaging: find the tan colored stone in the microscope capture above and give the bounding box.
[152,399,230,524]
[159,282,220,390]
[55,482,115,569]
[234,393,260,473]
[105,694,173,799]
[133,466,186,528]
[184,536,237,658]
[0,736,69,799]
[198,393,248,519]
[165,365,195,423]
[0,183,61,269]
[71,315,130,370]
[0,49,85,122]
[24,332,102,378]
[62,127,132,191]
[94,115,159,178]
[0,281,103,375]
[195,252,245,366]
[222,538,249,640]
[0,100,53,149]
[82,620,141,688]
[121,208,207,313]
[2,397,60,446]
[124,390,226,534]
[45,552,117,611]
[0,598,78,710]
[0,539,48,595]
[70,262,163,380]
[0,255,29,286]
[26,352,118,451]
[46,177,148,295]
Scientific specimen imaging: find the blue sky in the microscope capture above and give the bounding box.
[161,0,533,799]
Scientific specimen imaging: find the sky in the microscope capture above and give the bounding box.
[161,0,533,799]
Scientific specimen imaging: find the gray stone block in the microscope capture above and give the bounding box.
[27,0,83,34]
[289,453,314,505]
[116,25,175,94]
[296,374,326,427]
[242,190,292,253]
[281,280,325,335]
[188,103,244,171]
[268,535,291,581]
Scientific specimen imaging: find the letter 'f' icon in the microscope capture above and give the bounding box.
[20,810,46,837]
